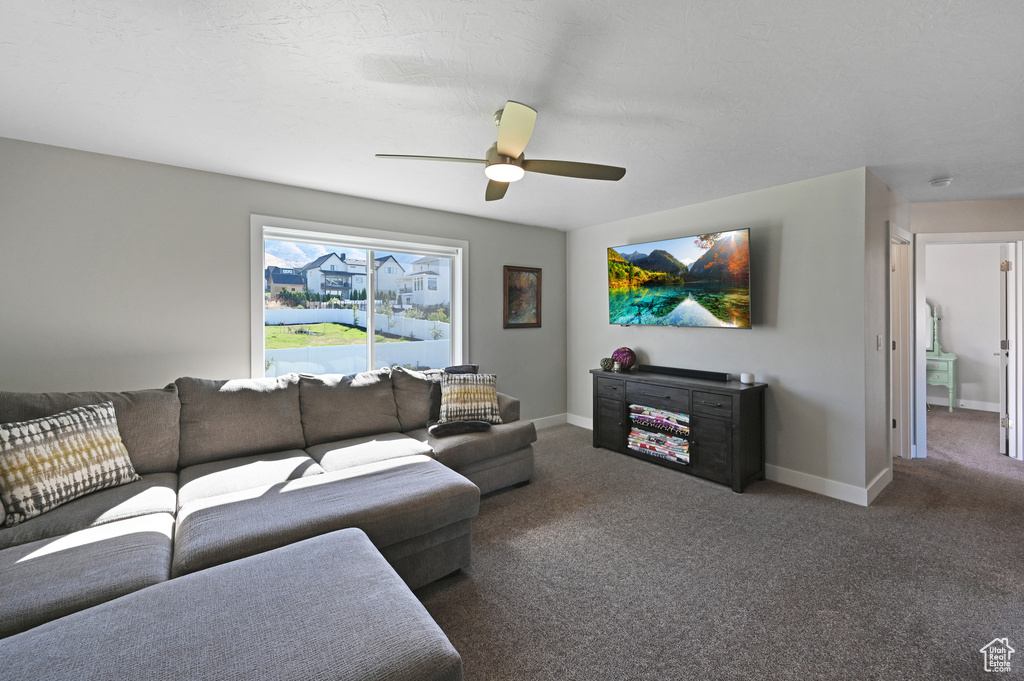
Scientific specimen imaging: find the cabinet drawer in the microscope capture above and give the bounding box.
[926,360,951,372]
[692,391,733,418]
[927,370,950,385]
[596,377,625,400]
[625,382,689,412]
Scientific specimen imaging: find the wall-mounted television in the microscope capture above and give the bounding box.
[608,228,750,328]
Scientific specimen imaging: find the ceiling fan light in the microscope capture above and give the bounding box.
[485,162,525,183]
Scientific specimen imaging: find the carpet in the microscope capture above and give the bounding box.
[926,407,1024,482]
[418,424,1024,680]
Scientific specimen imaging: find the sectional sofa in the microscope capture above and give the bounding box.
[0,366,537,680]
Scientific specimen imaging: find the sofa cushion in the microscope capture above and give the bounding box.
[0,402,141,526]
[0,528,463,681]
[406,420,538,471]
[306,433,434,472]
[0,473,177,551]
[438,373,502,424]
[172,456,479,577]
[176,375,306,468]
[177,450,324,511]
[0,386,180,475]
[391,366,444,431]
[0,513,173,639]
[298,370,402,446]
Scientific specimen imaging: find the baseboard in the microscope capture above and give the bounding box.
[566,413,593,430]
[926,397,1000,412]
[765,464,873,506]
[532,413,568,430]
[865,466,893,505]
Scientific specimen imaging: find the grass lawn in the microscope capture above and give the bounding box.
[265,323,407,350]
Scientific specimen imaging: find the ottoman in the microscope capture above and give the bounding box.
[0,528,463,681]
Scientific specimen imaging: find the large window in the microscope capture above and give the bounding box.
[251,216,466,378]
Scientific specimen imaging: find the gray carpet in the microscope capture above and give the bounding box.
[926,407,1024,482]
[418,424,1024,681]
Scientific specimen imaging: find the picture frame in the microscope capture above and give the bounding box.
[503,265,542,329]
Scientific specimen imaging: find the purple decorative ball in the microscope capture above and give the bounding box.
[611,347,636,372]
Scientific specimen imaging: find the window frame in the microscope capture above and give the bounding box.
[250,215,468,378]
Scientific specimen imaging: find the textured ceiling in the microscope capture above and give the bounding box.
[1,1,1022,230]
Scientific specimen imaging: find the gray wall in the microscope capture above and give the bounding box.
[567,168,877,496]
[0,137,567,421]
[925,243,1003,410]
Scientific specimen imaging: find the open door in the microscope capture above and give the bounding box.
[889,223,913,459]
[999,243,1021,459]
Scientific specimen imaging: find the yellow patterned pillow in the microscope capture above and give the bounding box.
[0,402,140,526]
[438,373,503,424]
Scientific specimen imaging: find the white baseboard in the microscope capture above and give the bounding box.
[765,464,879,506]
[926,397,1000,412]
[865,466,893,505]
[532,413,568,430]
[566,413,593,430]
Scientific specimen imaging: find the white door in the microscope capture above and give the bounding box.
[889,223,913,459]
[999,243,1020,459]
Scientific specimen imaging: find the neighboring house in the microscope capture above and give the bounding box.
[297,252,404,300]
[374,255,405,297]
[398,256,450,308]
[302,253,353,298]
[336,254,369,295]
[267,267,306,295]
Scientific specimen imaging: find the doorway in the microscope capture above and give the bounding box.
[913,232,1024,462]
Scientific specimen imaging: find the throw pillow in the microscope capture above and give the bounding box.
[438,373,503,424]
[0,402,141,526]
[428,420,492,437]
[444,364,479,375]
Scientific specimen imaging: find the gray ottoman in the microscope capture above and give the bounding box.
[0,528,463,681]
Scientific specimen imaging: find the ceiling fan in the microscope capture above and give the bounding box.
[376,101,626,201]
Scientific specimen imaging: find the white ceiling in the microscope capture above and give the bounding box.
[2,1,1022,230]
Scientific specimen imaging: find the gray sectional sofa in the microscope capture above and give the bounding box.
[0,366,537,680]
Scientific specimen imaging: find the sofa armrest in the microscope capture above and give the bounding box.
[497,393,520,423]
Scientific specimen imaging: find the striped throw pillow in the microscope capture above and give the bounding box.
[438,373,503,424]
[0,402,140,526]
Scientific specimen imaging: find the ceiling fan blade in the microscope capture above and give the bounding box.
[375,154,486,164]
[496,101,537,159]
[485,180,509,201]
[522,159,626,181]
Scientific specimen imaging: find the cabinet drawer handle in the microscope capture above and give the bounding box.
[640,391,671,399]
[701,400,722,408]
[603,385,619,391]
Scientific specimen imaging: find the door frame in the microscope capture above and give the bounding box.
[1000,242,1022,458]
[913,231,1024,458]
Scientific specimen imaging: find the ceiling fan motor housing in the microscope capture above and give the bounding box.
[484,144,525,182]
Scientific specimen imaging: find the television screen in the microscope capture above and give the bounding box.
[608,228,750,328]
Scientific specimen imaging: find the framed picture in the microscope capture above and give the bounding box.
[503,265,542,329]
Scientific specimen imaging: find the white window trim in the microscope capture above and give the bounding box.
[250,214,468,378]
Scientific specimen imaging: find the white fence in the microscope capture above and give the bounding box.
[262,308,450,376]
[265,341,450,377]
[264,308,449,340]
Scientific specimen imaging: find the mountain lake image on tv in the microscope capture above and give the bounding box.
[608,228,750,328]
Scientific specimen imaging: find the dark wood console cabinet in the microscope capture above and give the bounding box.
[591,368,767,492]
